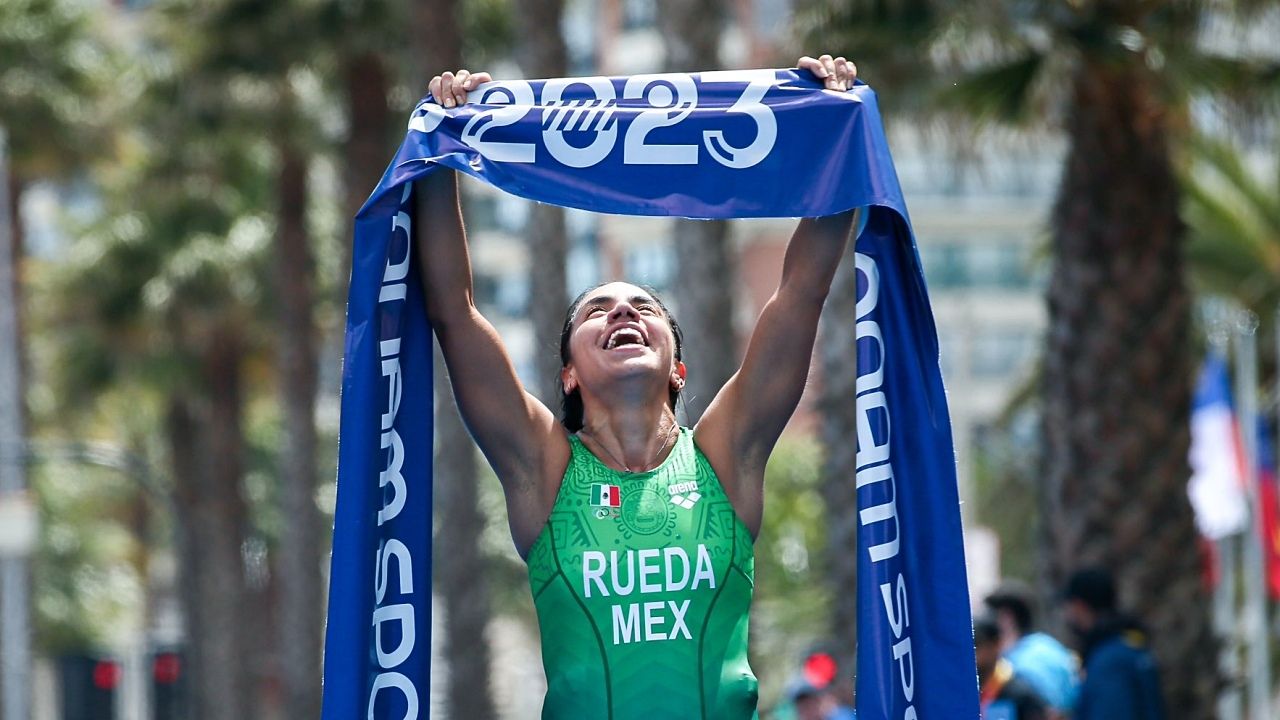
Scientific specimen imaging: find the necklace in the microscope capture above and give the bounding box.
[580,422,679,474]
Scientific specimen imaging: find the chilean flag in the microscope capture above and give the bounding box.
[1255,419,1280,599]
[1188,353,1250,540]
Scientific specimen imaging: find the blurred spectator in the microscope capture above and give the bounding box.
[800,649,855,719]
[1062,567,1166,720]
[786,677,854,720]
[975,614,1050,720]
[985,579,1080,715]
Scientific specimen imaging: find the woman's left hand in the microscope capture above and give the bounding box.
[798,54,857,91]
[428,68,494,108]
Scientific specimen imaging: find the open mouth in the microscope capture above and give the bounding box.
[604,327,647,350]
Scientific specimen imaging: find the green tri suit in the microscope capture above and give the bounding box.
[525,427,758,720]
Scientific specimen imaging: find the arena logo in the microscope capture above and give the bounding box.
[854,251,917,719]
[367,184,421,720]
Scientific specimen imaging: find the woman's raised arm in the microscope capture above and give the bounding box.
[416,70,569,551]
[693,54,858,536]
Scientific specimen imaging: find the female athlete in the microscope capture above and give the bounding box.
[420,54,858,720]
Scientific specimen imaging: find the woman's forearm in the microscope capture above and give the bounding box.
[778,209,857,304]
[417,167,474,331]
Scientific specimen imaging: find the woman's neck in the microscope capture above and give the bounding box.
[577,402,680,473]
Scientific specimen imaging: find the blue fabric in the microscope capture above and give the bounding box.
[1075,636,1165,720]
[985,699,1018,720]
[1192,353,1233,410]
[1005,632,1079,712]
[322,70,977,720]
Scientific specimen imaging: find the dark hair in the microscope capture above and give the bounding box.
[557,282,684,432]
[1063,567,1117,612]
[973,614,1001,646]
[984,580,1036,634]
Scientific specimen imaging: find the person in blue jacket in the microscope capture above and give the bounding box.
[985,580,1080,716]
[1062,568,1166,720]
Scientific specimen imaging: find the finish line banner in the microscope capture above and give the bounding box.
[323,70,978,720]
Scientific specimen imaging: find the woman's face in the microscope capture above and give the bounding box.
[561,282,682,398]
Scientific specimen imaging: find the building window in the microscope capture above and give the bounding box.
[971,330,1035,379]
[625,243,675,291]
[918,238,1036,290]
[623,0,657,31]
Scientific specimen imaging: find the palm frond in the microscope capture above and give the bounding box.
[1173,51,1280,100]
[1183,171,1274,270]
[1190,134,1280,236]
[1182,136,1280,312]
[936,50,1048,126]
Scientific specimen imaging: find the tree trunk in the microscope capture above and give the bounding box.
[515,0,570,405]
[818,236,859,673]
[165,398,202,720]
[670,219,738,422]
[342,49,392,286]
[414,3,498,718]
[7,172,27,411]
[202,327,254,720]
[526,203,569,404]
[1040,63,1216,716]
[657,0,723,73]
[168,328,254,720]
[658,0,736,423]
[6,171,21,296]
[412,0,463,91]
[274,131,322,720]
[432,346,498,720]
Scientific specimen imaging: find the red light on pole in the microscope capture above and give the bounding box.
[152,653,182,685]
[92,661,121,691]
[802,651,838,688]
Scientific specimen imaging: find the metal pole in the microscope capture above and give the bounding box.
[0,126,32,720]
[1214,318,1243,720]
[1235,311,1272,720]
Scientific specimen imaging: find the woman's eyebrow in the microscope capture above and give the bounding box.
[577,294,656,316]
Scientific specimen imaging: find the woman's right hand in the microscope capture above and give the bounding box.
[428,69,494,109]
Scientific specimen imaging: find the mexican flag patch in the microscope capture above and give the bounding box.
[590,484,621,508]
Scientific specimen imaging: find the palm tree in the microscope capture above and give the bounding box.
[56,197,267,720]
[816,239,860,674]
[0,0,107,290]
[657,0,739,423]
[50,31,277,713]
[1183,135,1280,319]
[516,0,572,405]
[271,107,324,720]
[187,2,337,712]
[414,1,498,717]
[806,2,1280,714]
[797,2,955,667]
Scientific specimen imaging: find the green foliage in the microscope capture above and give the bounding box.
[462,0,516,68]
[794,0,949,113]
[801,0,1280,128]
[0,0,114,178]
[32,459,147,655]
[758,437,829,599]
[936,51,1046,126]
[752,436,833,708]
[971,409,1041,583]
[1183,135,1280,320]
[472,455,540,621]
